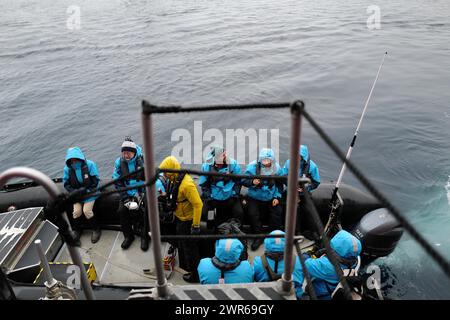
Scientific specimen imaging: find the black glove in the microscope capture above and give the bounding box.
[122,196,131,203]
[85,187,96,195]
[191,225,201,235]
[201,188,211,200]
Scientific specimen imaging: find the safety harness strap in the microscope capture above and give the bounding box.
[261,254,282,281]
[69,163,95,189]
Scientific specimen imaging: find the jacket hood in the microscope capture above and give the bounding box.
[65,147,86,166]
[258,148,276,162]
[300,145,309,161]
[205,145,225,165]
[159,156,181,181]
[264,230,285,253]
[135,145,143,158]
[215,238,243,264]
[330,230,362,259]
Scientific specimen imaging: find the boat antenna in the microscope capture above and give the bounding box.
[324,52,388,237]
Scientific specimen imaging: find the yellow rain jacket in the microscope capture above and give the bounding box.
[159,156,202,226]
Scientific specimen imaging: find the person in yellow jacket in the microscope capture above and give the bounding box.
[159,156,203,283]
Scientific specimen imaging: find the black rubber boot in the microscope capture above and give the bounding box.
[121,235,135,249]
[140,236,149,252]
[183,272,200,283]
[90,216,102,244]
[72,218,83,243]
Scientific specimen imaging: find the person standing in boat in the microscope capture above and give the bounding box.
[242,148,284,251]
[159,155,203,283]
[197,238,253,284]
[199,145,243,227]
[282,144,320,240]
[303,230,362,300]
[253,230,304,299]
[63,147,101,243]
[112,137,150,251]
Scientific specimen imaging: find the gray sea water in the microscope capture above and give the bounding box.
[1,0,450,299]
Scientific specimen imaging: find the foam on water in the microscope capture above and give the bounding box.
[446,176,450,206]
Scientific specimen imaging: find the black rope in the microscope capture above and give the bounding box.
[294,237,317,300]
[301,108,450,281]
[66,167,309,203]
[154,233,285,241]
[97,167,148,192]
[142,100,291,114]
[159,168,310,183]
[67,169,160,203]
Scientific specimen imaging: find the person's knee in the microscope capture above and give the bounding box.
[83,201,95,219]
[73,203,82,219]
[84,208,94,219]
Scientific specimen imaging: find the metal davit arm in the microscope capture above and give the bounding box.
[0,167,96,300]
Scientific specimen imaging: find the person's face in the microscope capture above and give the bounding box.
[122,150,135,161]
[70,159,82,165]
[163,172,177,182]
[215,151,226,165]
[261,158,272,168]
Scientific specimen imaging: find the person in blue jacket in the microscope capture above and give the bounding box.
[197,238,253,284]
[155,173,168,219]
[242,148,283,251]
[253,230,304,299]
[199,146,243,227]
[282,144,320,239]
[155,172,177,248]
[304,230,362,300]
[63,147,101,243]
[112,137,149,251]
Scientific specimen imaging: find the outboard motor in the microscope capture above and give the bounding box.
[351,208,403,264]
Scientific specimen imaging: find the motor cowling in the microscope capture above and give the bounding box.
[351,208,403,263]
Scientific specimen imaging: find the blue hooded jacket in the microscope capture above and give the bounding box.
[198,238,253,284]
[199,157,241,201]
[305,230,362,300]
[112,144,145,199]
[63,147,100,203]
[253,230,305,298]
[282,145,320,192]
[242,148,282,201]
[155,174,166,195]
